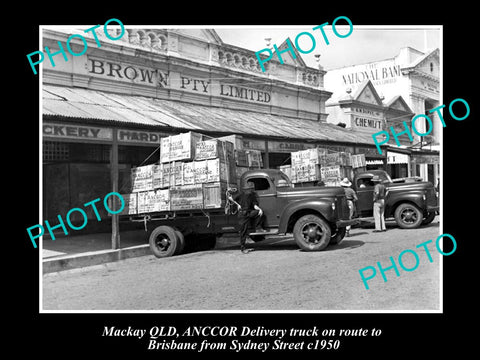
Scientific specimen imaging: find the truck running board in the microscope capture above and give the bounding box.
[249,230,279,236]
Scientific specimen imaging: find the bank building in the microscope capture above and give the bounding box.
[41,27,438,233]
[324,46,440,184]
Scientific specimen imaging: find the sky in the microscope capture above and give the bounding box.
[215,26,441,70]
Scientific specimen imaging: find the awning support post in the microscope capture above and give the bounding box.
[110,128,120,250]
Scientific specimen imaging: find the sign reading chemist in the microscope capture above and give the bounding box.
[354,117,382,129]
[351,107,384,132]
[88,58,271,104]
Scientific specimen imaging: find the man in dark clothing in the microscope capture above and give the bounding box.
[372,175,387,232]
[229,181,265,254]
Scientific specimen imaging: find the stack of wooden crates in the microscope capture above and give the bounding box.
[217,135,263,185]
[121,132,238,215]
[280,148,366,187]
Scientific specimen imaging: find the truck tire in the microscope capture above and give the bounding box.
[173,230,186,255]
[394,203,423,229]
[422,211,436,225]
[149,226,179,258]
[293,214,331,251]
[330,226,347,245]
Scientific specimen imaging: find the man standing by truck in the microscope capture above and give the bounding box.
[340,178,357,237]
[229,181,265,254]
[372,175,387,232]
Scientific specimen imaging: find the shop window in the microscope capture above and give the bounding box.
[43,141,69,162]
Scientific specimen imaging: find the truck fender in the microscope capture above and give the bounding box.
[387,191,424,217]
[278,198,335,234]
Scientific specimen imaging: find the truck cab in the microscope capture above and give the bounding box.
[240,169,355,251]
[352,170,439,229]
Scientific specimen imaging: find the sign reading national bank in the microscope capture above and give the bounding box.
[342,64,401,86]
[87,58,271,104]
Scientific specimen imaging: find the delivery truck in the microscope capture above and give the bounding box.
[127,168,355,258]
[120,132,437,258]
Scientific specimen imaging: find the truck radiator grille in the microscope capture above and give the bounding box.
[337,195,349,220]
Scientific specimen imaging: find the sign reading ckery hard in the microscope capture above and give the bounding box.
[43,123,112,141]
[87,57,271,104]
[44,123,169,146]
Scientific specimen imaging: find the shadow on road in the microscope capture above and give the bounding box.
[326,239,365,251]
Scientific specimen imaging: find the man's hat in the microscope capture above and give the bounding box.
[339,178,352,187]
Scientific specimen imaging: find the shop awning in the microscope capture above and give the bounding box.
[43,85,378,145]
[366,160,384,165]
[387,152,410,164]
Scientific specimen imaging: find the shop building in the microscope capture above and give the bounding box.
[41,27,383,235]
[324,46,441,185]
[325,79,414,176]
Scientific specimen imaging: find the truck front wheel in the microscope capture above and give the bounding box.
[293,214,331,251]
[330,226,347,245]
[394,203,423,229]
[149,226,180,258]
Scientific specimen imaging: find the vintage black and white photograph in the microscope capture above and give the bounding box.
[37,24,443,312]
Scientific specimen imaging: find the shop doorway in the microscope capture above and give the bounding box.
[268,152,291,169]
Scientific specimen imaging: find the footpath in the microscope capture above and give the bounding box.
[42,219,378,274]
[41,229,239,274]
[42,229,152,274]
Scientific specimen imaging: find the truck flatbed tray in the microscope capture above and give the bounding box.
[129,209,227,222]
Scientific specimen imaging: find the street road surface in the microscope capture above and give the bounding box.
[42,219,441,311]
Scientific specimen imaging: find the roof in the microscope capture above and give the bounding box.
[42,84,377,145]
[403,48,439,70]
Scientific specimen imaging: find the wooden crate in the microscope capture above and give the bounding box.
[193,160,208,184]
[160,132,203,163]
[108,193,137,216]
[153,189,170,212]
[182,161,195,185]
[195,139,234,161]
[207,158,235,184]
[137,191,156,214]
[216,134,243,150]
[170,184,204,211]
[235,149,248,167]
[131,164,155,192]
[203,182,228,209]
[246,150,263,168]
[292,162,321,183]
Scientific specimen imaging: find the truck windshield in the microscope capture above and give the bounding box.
[273,173,292,188]
[379,172,393,182]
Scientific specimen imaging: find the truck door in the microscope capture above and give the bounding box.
[355,176,375,217]
[245,176,279,228]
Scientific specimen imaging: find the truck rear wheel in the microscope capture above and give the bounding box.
[173,230,186,255]
[293,214,331,251]
[394,203,423,229]
[149,226,180,258]
[422,211,436,225]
